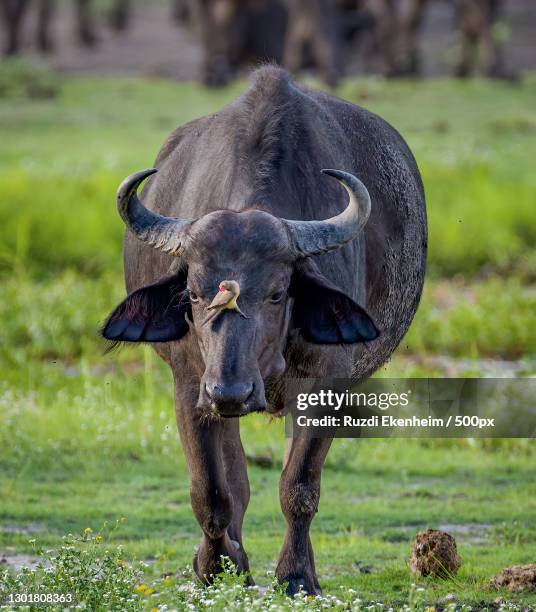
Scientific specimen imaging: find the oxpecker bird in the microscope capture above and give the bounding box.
[203,280,248,325]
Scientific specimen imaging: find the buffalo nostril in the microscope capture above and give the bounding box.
[205,382,254,405]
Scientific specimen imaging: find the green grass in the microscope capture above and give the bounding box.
[0,61,535,609]
[2,272,535,371]
[404,278,536,359]
[1,383,536,609]
[0,63,535,278]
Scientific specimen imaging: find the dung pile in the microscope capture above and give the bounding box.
[490,564,536,592]
[409,529,461,578]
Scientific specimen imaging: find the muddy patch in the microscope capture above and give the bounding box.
[394,522,491,545]
[1,523,45,535]
[395,355,533,377]
[0,554,40,571]
[438,523,492,545]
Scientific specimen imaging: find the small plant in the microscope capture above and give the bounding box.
[0,526,143,611]
[0,539,528,611]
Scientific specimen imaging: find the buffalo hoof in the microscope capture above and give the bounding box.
[278,572,322,597]
[276,543,321,596]
[193,534,254,586]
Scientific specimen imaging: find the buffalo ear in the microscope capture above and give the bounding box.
[102,270,190,344]
[290,262,379,344]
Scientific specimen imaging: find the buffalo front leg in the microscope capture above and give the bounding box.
[276,436,332,596]
[220,418,251,556]
[174,380,252,584]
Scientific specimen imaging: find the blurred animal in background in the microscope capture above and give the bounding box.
[171,0,194,25]
[1,0,99,54]
[108,0,130,32]
[333,0,515,79]
[185,0,350,88]
[282,0,340,87]
[0,0,135,55]
[0,0,519,81]
[107,0,185,33]
[388,0,516,79]
[336,0,401,76]
[184,0,287,87]
[454,0,515,79]
[1,0,32,54]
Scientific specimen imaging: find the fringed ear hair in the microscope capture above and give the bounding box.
[102,270,190,345]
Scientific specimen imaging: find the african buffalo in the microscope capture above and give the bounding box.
[282,0,340,87]
[1,0,99,55]
[393,0,515,78]
[187,0,287,87]
[103,66,426,594]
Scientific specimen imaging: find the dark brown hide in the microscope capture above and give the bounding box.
[105,67,426,593]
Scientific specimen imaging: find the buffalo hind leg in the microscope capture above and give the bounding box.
[174,380,252,584]
[276,436,332,596]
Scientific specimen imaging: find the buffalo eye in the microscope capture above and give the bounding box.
[269,290,285,304]
[188,289,200,303]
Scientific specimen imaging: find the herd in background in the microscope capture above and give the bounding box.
[0,0,517,86]
[0,0,131,54]
[186,0,516,86]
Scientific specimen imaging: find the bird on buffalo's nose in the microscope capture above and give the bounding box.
[203,280,248,326]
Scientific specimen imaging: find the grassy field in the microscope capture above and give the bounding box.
[0,61,535,610]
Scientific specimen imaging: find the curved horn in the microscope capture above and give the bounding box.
[117,168,194,256]
[282,169,371,258]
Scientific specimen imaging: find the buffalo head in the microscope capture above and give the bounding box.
[103,168,379,417]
